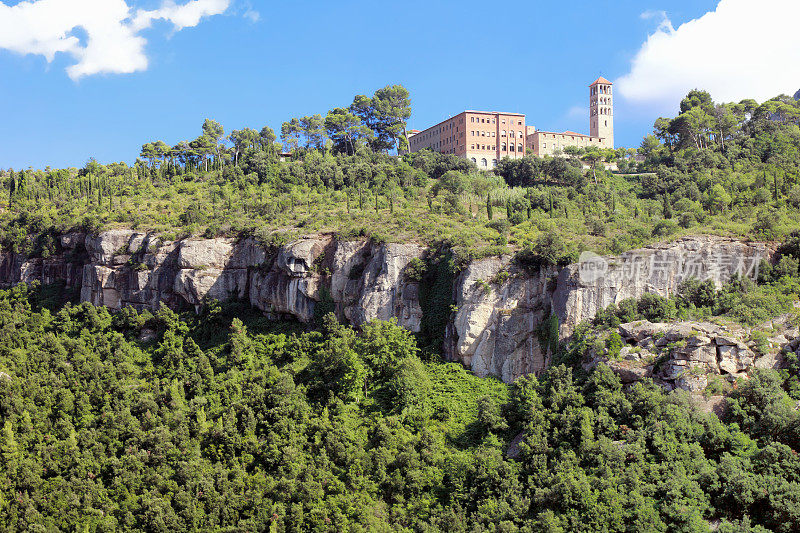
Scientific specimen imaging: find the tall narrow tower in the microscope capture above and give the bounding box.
[589,77,614,149]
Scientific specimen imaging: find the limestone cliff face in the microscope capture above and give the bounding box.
[552,236,775,336]
[0,231,786,388]
[445,256,557,382]
[0,230,425,331]
[445,236,777,383]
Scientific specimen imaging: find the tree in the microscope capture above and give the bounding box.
[707,183,732,214]
[581,146,603,185]
[229,128,259,166]
[259,126,278,155]
[280,118,302,152]
[350,85,412,152]
[324,108,370,155]
[202,119,225,168]
[298,114,327,150]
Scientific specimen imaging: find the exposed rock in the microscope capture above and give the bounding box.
[446,255,556,382]
[588,320,784,392]
[0,231,788,387]
[552,236,775,337]
[606,360,652,383]
[718,345,754,374]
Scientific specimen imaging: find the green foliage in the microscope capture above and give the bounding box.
[0,286,798,530]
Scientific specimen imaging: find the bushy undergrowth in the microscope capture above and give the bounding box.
[1,284,800,531]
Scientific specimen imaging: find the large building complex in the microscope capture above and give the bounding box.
[407,111,527,170]
[407,77,614,168]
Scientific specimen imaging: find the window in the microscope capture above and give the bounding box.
[481,158,487,167]
[471,117,475,123]
[471,157,477,163]
[492,159,497,166]
[501,143,507,151]
[518,144,523,152]
[501,130,506,136]
[543,143,547,149]
[510,145,515,152]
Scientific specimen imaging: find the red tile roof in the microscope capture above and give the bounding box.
[589,76,613,86]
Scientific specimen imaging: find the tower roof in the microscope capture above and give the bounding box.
[589,76,613,86]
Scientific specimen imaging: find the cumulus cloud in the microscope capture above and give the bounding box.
[0,0,230,80]
[617,0,800,110]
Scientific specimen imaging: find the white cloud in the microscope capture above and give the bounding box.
[243,9,260,23]
[0,0,230,80]
[617,0,800,110]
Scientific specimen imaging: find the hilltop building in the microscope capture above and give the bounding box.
[407,111,527,170]
[406,77,614,169]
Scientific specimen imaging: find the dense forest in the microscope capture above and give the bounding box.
[2,87,800,531]
[0,283,799,532]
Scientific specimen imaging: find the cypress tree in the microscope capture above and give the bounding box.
[774,172,779,203]
[506,200,512,219]
[487,193,493,220]
[663,194,673,219]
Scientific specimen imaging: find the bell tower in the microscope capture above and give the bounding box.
[589,77,614,149]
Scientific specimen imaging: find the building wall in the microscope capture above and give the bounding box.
[408,77,614,167]
[526,131,610,157]
[408,111,526,170]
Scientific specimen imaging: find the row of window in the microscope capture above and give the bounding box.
[470,157,498,168]
[591,107,612,116]
[469,130,525,138]
[468,143,524,152]
[591,85,612,95]
[469,116,524,126]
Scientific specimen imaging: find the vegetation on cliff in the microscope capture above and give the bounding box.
[2,89,799,267]
[0,284,799,531]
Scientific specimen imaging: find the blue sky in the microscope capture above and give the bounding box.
[2,0,797,170]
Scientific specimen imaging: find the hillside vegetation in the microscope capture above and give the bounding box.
[2,89,799,268]
[3,88,800,531]
[2,284,800,531]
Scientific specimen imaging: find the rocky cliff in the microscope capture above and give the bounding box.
[446,236,776,382]
[583,320,798,392]
[1,230,424,331]
[0,232,785,387]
